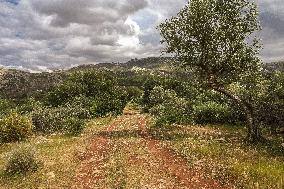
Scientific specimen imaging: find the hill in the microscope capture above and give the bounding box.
[263,61,284,73]
[1,58,283,100]
[0,68,64,99]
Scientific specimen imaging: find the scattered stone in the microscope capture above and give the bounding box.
[35,136,49,144]
[47,171,55,179]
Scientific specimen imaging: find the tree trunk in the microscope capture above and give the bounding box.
[212,87,261,143]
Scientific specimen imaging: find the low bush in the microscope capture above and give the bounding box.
[45,70,128,117]
[32,105,88,135]
[193,101,235,124]
[0,98,15,117]
[62,117,85,136]
[125,86,143,104]
[16,98,42,114]
[0,112,33,143]
[257,71,284,132]
[90,94,127,117]
[149,86,193,126]
[4,146,41,176]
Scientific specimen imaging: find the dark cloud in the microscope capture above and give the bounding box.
[260,12,284,37]
[0,0,283,71]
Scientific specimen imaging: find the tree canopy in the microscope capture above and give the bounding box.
[159,0,262,87]
[159,0,263,142]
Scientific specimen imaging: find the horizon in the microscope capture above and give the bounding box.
[1,0,284,72]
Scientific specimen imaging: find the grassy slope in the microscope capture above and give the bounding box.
[150,123,284,188]
[0,117,112,189]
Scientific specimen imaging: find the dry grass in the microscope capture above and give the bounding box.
[151,124,284,189]
[0,116,112,189]
[1,113,283,189]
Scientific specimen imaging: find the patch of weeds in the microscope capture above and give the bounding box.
[4,145,42,176]
[106,144,127,189]
[168,124,284,188]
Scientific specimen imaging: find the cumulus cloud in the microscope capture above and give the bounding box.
[0,0,153,71]
[0,0,283,71]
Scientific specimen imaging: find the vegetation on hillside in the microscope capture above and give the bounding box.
[0,0,283,188]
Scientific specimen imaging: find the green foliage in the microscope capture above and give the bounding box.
[141,78,158,112]
[45,80,85,107]
[149,86,193,126]
[0,112,33,143]
[16,98,42,114]
[45,70,127,117]
[159,0,263,141]
[4,146,40,176]
[258,71,284,129]
[159,0,261,86]
[61,117,85,136]
[0,98,15,117]
[193,101,233,124]
[125,86,143,104]
[193,90,244,124]
[32,105,88,135]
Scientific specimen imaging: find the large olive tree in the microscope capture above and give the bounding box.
[159,0,262,142]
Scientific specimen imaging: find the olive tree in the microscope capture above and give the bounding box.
[159,0,262,142]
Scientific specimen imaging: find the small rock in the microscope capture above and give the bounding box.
[47,172,55,179]
[35,136,49,144]
[216,138,226,143]
[281,143,284,148]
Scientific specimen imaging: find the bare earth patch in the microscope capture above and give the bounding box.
[73,112,233,188]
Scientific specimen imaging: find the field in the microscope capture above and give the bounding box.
[1,108,283,189]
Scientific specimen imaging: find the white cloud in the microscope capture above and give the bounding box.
[0,0,283,71]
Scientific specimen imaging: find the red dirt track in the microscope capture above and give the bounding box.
[73,113,233,189]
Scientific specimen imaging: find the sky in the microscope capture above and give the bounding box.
[0,0,283,72]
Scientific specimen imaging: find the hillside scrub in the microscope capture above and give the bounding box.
[32,105,88,135]
[0,112,33,143]
[4,145,41,176]
[149,86,193,126]
[0,98,15,117]
[45,70,128,117]
[257,71,284,132]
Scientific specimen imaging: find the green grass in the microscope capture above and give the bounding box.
[1,113,283,189]
[151,124,284,188]
[0,116,113,189]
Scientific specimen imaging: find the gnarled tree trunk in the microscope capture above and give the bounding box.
[212,87,261,143]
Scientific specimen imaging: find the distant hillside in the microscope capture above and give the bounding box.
[1,57,283,100]
[263,61,284,72]
[70,57,174,72]
[0,68,64,99]
[123,57,174,69]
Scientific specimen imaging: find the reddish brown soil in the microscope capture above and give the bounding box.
[138,116,232,189]
[73,114,233,189]
[72,119,120,189]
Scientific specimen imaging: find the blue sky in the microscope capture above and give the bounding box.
[4,0,19,5]
[0,0,283,72]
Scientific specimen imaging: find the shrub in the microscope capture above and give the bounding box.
[90,92,127,117]
[32,105,89,135]
[16,98,42,114]
[4,146,41,176]
[0,98,15,117]
[149,86,193,126]
[45,70,128,117]
[257,71,284,131]
[125,86,143,103]
[62,117,85,136]
[0,112,33,143]
[193,101,234,124]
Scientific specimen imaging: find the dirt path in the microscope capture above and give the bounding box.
[72,118,122,189]
[73,113,233,189]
